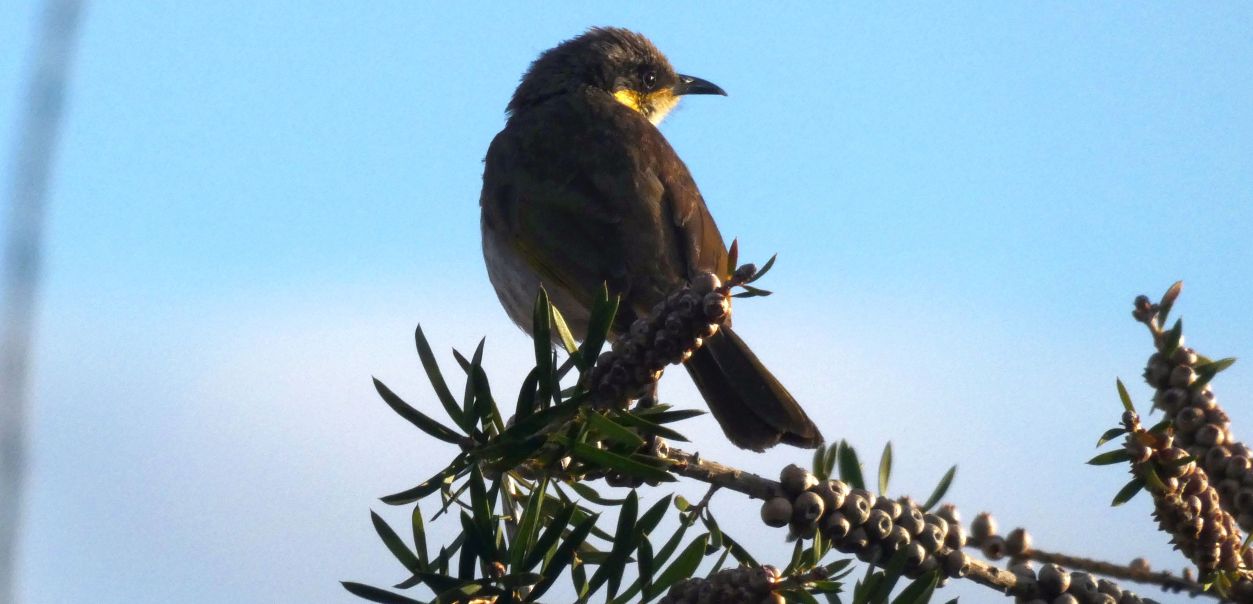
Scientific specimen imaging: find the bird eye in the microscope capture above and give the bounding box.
[642,70,658,91]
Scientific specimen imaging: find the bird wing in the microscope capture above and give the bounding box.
[481,94,727,328]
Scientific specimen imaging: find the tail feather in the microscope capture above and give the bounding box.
[684,326,823,451]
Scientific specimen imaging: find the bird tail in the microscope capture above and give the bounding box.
[684,326,824,451]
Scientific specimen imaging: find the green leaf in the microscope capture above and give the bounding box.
[458,512,483,578]
[569,442,674,483]
[1097,427,1129,447]
[878,442,893,496]
[1112,477,1146,506]
[578,283,619,372]
[458,339,488,432]
[410,505,429,570]
[1158,281,1183,325]
[785,589,822,604]
[890,570,940,604]
[567,481,628,506]
[509,477,548,571]
[527,513,599,601]
[414,325,469,432]
[1196,358,1238,387]
[636,408,706,424]
[381,460,466,505]
[1116,378,1134,414]
[514,367,541,420]
[746,253,777,284]
[726,238,739,278]
[823,445,839,482]
[921,466,956,511]
[533,288,555,406]
[522,500,576,572]
[609,411,689,442]
[1164,318,1183,356]
[1088,450,1134,466]
[584,410,646,448]
[813,444,829,480]
[589,490,639,599]
[635,495,674,541]
[868,548,910,603]
[784,539,805,575]
[1141,463,1167,492]
[373,378,463,444]
[467,466,497,561]
[645,534,710,600]
[838,441,866,491]
[453,341,497,430]
[718,532,758,567]
[731,284,773,298]
[341,581,424,604]
[550,304,579,356]
[371,511,421,572]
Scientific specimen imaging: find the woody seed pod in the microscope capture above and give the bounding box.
[780,464,818,497]
[760,497,792,528]
[971,512,998,540]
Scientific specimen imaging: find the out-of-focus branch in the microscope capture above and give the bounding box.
[1,2,85,603]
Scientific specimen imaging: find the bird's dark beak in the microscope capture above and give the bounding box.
[673,74,726,96]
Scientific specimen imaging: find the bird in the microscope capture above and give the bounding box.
[479,27,823,451]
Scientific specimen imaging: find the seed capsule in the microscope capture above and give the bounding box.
[1006,528,1032,556]
[1169,365,1197,388]
[760,497,792,528]
[842,490,872,525]
[811,480,848,512]
[779,464,818,497]
[1037,564,1069,596]
[873,496,902,521]
[821,512,851,540]
[942,550,969,578]
[971,512,998,540]
[791,492,825,526]
[864,509,892,540]
[690,272,721,295]
[980,535,1007,560]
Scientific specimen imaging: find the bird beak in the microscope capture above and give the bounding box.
[673,74,727,96]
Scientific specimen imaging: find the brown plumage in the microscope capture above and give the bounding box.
[480,27,822,451]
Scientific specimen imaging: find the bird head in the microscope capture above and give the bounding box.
[508,27,726,125]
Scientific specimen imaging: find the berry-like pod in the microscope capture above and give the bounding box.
[864,509,892,540]
[944,522,967,550]
[760,497,792,528]
[1037,564,1070,596]
[873,496,903,521]
[821,512,851,540]
[981,535,1007,560]
[842,490,872,525]
[811,480,848,513]
[780,464,818,497]
[1006,528,1032,556]
[971,511,997,541]
[689,272,721,295]
[1068,572,1099,599]
[942,550,970,578]
[791,492,825,527]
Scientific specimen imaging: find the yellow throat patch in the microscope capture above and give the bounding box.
[613,89,680,125]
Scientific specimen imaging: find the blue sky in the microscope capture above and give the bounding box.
[3,3,1251,603]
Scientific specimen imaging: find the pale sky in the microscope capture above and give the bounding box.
[3,3,1252,603]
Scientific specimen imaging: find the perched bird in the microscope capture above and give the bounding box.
[480,27,822,451]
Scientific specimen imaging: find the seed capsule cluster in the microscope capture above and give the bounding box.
[1120,409,1253,598]
[759,465,965,580]
[1009,562,1145,604]
[1140,331,1252,535]
[965,513,1150,603]
[588,271,737,407]
[659,564,784,604]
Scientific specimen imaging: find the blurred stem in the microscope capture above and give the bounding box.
[0,2,85,604]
